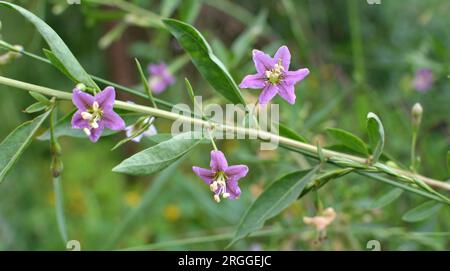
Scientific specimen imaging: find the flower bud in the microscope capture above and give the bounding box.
[411,103,423,130]
[51,157,64,178]
[0,45,23,65]
[75,83,86,91]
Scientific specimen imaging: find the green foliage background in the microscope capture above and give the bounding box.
[0,0,449,250]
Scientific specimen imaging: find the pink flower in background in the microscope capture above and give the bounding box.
[239,45,309,105]
[413,68,433,93]
[71,86,125,142]
[148,62,175,94]
[192,150,248,203]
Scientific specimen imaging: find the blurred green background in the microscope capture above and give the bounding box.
[0,0,449,250]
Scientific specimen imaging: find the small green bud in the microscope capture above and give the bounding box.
[76,83,86,91]
[51,157,64,178]
[411,103,423,130]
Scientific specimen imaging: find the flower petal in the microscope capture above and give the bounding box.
[143,125,157,137]
[252,49,274,73]
[192,166,215,184]
[149,77,166,94]
[72,89,94,111]
[94,86,115,111]
[71,111,89,129]
[285,68,310,85]
[239,74,266,89]
[259,84,278,105]
[102,111,125,131]
[278,82,296,104]
[225,165,249,180]
[274,45,291,70]
[163,72,175,86]
[88,123,105,142]
[210,150,228,172]
[148,63,166,75]
[226,179,241,199]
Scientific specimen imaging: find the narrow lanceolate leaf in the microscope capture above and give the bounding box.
[402,201,443,222]
[135,58,156,108]
[366,112,385,163]
[326,128,368,156]
[230,167,320,246]
[278,122,307,143]
[370,188,403,209]
[0,1,96,88]
[29,91,50,105]
[43,49,78,83]
[24,102,47,113]
[0,110,51,183]
[163,19,246,105]
[113,132,201,175]
[231,9,267,66]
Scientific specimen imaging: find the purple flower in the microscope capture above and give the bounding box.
[125,116,157,143]
[192,150,249,203]
[71,86,125,142]
[239,45,309,105]
[148,62,175,94]
[413,68,433,93]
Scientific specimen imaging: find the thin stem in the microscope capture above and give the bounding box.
[0,40,177,109]
[0,76,449,192]
[53,176,68,244]
[411,131,417,172]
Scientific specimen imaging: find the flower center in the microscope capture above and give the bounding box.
[265,60,284,85]
[210,171,230,202]
[81,101,103,130]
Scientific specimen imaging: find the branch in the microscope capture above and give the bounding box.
[0,75,449,195]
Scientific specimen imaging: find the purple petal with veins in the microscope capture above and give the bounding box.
[240,45,309,105]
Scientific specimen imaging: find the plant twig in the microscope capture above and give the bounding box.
[0,75,449,194]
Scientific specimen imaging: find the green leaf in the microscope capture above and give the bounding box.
[179,0,201,24]
[0,110,51,183]
[135,58,157,108]
[326,128,368,156]
[229,167,320,246]
[298,168,353,199]
[231,9,267,66]
[402,201,443,222]
[370,188,403,209]
[278,123,307,143]
[24,102,47,113]
[0,1,96,88]
[366,112,385,163]
[98,22,127,49]
[160,0,181,17]
[113,132,201,175]
[163,19,246,105]
[29,91,50,105]
[42,49,77,83]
